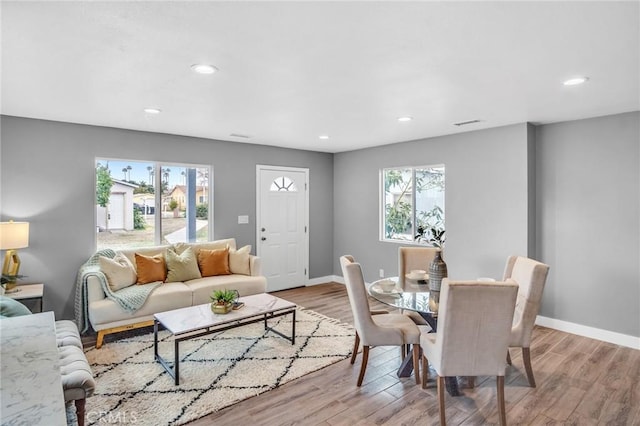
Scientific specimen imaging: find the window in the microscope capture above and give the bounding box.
[381,165,445,245]
[96,159,211,250]
[269,176,298,192]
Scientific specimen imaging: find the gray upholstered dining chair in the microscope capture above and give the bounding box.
[502,255,550,387]
[420,278,518,426]
[340,255,422,386]
[397,246,439,326]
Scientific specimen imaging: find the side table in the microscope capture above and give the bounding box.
[4,283,44,313]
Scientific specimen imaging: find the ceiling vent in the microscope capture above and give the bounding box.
[453,119,482,127]
[230,133,251,139]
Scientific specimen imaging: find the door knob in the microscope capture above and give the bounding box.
[261,227,266,232]
[261,237,266,241]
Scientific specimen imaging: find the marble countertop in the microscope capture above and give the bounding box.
[1,311,67,425]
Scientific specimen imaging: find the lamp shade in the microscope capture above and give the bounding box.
[0,222,30,250]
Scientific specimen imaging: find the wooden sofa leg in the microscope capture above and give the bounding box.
[76,398,86,426]
[96,331,105,349]
[94,320,155,349]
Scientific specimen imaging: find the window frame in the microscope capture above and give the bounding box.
[379,164,445,246]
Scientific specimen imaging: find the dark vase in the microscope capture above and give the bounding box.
[428,249,448,292]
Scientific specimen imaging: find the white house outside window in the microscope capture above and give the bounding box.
[381,165,445,245]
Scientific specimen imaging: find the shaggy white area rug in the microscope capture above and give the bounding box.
[84,307,354,425]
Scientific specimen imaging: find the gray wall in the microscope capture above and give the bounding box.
[0,116,334,320]
[333,112,639,338]
[536,112,639,337]
[333,123,532,284]
[2,112,638,338]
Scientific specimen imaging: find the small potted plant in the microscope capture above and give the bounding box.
[210,289,237,314]
[1,274,24,294]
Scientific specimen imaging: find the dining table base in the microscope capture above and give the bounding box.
[397,349,461,396]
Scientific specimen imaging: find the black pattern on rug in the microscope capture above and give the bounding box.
[84,307,354,425]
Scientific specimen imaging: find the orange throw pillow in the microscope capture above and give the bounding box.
[135,253,166,284]
[198,247,230,277]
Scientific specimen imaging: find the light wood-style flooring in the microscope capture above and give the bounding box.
[184,283,639,425]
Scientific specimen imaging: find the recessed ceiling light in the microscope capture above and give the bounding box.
[563,76,588,86]
[191,64,218,74]
[397,116,413,122]
[143,108,161,114]
[319,135,330,140]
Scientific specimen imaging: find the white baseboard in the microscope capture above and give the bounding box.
[307,278,639,350]
[536,315,639,350]
[307,275,343,286]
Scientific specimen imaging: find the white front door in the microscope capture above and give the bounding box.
[257,166,309,292]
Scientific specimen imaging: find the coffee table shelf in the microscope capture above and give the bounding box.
[153,293,297,385]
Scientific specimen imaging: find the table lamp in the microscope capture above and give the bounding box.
[0,221,30,290]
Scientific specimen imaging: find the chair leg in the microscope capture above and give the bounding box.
[350,332,360,365]
[75,398,86,426]
[437,376,447,426]
[421,354,429,389]
[506,349,512,365]
[357,346,369,386]
[522,347,536,387]
[497,376,506,426]
[412,345,421,384]
[467,376,475,388]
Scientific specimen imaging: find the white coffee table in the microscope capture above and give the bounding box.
[153,293,297,384]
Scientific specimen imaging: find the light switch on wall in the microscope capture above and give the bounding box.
[238,215,249,224]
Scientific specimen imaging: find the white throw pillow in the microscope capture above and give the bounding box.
[229,245,251,275]
[99,253,137,291]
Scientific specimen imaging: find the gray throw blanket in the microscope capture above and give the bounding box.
[74,249,161,333]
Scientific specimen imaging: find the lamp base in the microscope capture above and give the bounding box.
[2,249,21,277]
[3,285,20,294]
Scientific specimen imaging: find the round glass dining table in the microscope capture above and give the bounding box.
[368,276,461,396]
[368,276,439,328]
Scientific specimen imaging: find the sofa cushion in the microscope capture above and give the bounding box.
[187,275,267,305]
[135,253,166,284]
[89,282,192,326]
[118,245,171,271]
[166,247,201,283]
[173,238,236,257]
[99,253,137,291]
[229,245,251,275]
[198,247,231,277]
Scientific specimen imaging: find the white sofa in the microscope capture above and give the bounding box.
[86,238,267,347]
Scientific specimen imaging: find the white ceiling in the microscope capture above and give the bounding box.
[1,1,638,153]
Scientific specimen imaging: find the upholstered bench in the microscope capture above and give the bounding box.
[55,320,95,426]
[56,320,84,348]
[2,297,95,426]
